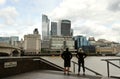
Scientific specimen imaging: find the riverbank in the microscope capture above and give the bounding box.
[23,53,116,57]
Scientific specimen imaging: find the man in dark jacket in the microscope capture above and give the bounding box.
[76,48,87,75]
[61,48,72,75]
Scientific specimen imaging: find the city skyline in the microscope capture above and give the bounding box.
[0,0,120,42]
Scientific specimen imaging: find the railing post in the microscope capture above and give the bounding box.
[119,60,120,66]
[107,61,110,77]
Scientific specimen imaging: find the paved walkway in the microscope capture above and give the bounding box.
[2,70,89,79]
[3,70,106,79]
[2,70,117,79]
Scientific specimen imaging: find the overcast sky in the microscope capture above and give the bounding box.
[0,0,120,42]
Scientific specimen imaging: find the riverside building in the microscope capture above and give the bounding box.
[50,36,75,53]
[74,35,90,49]
[24,28,41,54]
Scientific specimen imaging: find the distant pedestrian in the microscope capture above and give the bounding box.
[61,48,72,75]
[76,48,87,75]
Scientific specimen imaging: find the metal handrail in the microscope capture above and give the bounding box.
[33,57,64,71]
[72,61,102,76]
[102,59,120,77]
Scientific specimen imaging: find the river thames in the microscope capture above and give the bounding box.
[41,56,120,77]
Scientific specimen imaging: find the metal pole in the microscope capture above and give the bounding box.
[119,60,120,65]
[107,61,110,77]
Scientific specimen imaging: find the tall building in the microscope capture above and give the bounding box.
[57,20,61,36]
[51,22,57,36]
[74,35,89,49]
[24,28,41,54]
[61,20,71,36]
[42,14,50,40]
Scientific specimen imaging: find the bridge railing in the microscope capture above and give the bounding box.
[72,61,102,76]
[33,57,64,71]
[101,59,120,77]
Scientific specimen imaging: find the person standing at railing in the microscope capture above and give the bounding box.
[61,48,72,75]
[76,48,87,75]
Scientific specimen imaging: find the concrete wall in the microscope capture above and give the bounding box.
[0,56,63,78]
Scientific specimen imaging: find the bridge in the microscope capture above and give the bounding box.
[0,43,20,55]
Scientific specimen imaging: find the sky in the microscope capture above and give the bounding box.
[0,0,120,42]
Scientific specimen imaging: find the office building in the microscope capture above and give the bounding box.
[0,36,19,46]
[74,35,89,49]
[0,37,10,44]
[50,36,75,52]
[42,14,50,40]
[51,22,57,36]
[61,20,71,36]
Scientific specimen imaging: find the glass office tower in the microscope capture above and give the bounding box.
[61,20,71,36]
[51,22,57,36]
[42,14,50,40]
[74,35,89,49]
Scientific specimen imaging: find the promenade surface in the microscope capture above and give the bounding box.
[2,70,117,79]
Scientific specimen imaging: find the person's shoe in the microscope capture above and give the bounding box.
[67,73,70,75]
[83,72,85,76]
[77,72,80,76]
[64,72,66,75]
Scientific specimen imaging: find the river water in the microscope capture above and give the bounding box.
[41,56,120,77]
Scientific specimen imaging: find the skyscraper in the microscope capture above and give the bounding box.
[61,20,71,36]
[42,14,50,40]
[51,22,57,36]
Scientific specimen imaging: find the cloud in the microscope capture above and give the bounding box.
[0,22,41,39]
[49,0,109,20]
[49,0,120,42]
[12,0,19,3]
[17,22,41,38]
[108,0,120,11]
[0,0,6,5]
[0,24,5,28]
[0,6,19,25]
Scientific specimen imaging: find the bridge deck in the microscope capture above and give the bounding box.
[2,70,116,79]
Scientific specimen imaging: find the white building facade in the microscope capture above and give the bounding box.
[50,36,75,52]
[24,33,41,54]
